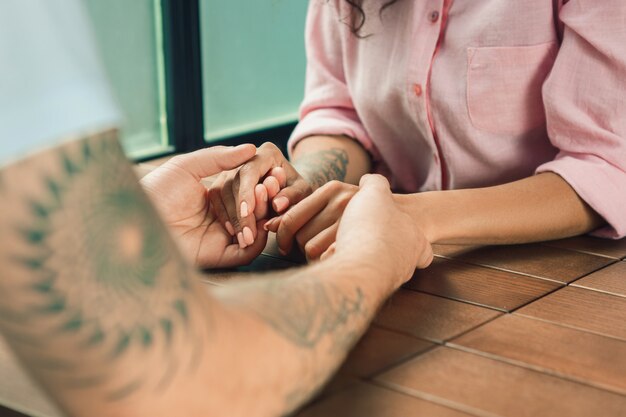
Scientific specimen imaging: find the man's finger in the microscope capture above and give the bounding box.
[169,144,256,180]
[358,173,391,191]
[302,223,338,261]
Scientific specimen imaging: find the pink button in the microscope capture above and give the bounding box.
[413,83,423,97]
[429,10,440,22]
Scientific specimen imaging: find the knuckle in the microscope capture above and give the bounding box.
[260,141,279,153]
[304,240,321,259]
[280,212,296,233]
[167,154,186,168]
[238,163,252,176]
[325,180,342,193]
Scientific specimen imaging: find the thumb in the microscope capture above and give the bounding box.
[358,174,391,191]
[169,144,257,180]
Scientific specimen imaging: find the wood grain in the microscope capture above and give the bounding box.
[450,314,626,395]
[297,382,475,417]
[450,244,613,283]
[404,257,561,312]
[339,326,433,378]
[374,289,501,343]
[376,347,626,417]
[572,261,626,298]
[516,286,626,341]
[543,236,626,260]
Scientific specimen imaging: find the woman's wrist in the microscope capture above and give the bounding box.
[393,192,443,245]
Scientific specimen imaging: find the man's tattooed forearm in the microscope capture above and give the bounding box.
[0,131,207,401]
[231,277,367,350]
[294,148,349,188]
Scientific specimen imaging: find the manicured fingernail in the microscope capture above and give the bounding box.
[273,197,289,212]
[243,227,254,245]
[237,232,246,249]
[225,221,235,236]
[263,222,270,231]
[240,201,249,218]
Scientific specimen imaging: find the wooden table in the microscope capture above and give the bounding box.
[5,235,624,417]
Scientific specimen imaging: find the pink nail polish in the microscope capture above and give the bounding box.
[274,197,289,213]
[237,232,246,249]
[240,201,249,218]
[243,227,254,245]
[225,221,236,236]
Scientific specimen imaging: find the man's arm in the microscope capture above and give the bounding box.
[0,131,415,417]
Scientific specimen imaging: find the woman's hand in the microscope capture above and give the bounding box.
[140,145,270,268]
[265,181,358,260]
[207,142,313,248]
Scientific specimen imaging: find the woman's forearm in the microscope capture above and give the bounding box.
[291,135,371,189]
[397,172,604,245]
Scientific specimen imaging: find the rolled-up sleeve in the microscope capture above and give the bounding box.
[288,0,380,161]
[536,0,626,238]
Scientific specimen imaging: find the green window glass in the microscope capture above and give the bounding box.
[83,0,171,159]
[200,0,308,142]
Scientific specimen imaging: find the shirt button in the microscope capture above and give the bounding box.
[413,83,423,97]
[429,10,440,22]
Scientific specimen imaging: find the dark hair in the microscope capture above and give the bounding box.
[345,0,400,37]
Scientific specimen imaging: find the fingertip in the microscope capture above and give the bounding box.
[265,217,281,232]
[359,173,389,189]
[225,221,236,236]
[270,166,287,188]
[263,176,280,198]
[273,196,290,213]
[234,143,257,155]
[237,232,246,249]
[239,201,249,218]
[243,226,255,246]
[255,183,268,203]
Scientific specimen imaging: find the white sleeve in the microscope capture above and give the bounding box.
[0,0,121,165]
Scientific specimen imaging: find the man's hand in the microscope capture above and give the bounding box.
[333,174,434,284]
[140,145,269,268]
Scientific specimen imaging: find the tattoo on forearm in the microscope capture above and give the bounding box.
[228,276,368,412]
[0,131,207,402]
[249,279,365,349]
[294,148,349,188]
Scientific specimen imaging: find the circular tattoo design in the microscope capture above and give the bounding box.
[17,137,199,397]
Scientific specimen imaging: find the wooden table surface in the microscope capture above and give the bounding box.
[2,157,625,416]
[1,236,626,417]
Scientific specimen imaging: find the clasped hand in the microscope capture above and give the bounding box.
[141,143,432,277]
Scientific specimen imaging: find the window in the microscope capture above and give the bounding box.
[83,0,307,160]
[84,0,171,159]
[200,1,308,142]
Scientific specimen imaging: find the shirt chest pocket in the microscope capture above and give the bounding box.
[466,42,558,135]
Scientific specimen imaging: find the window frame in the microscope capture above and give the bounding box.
[136,0,296,162]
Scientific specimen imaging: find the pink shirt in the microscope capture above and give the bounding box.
[288,0,626,239]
